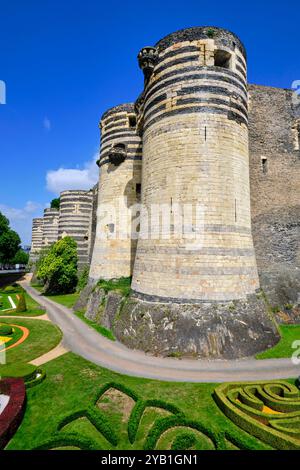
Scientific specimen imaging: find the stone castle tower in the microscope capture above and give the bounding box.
[86,26,288,358]
[30,217,44,261]
[89,104,142,280]
[58,190,94,268]
[42,207,59,247]
[132,27,258,302]
[30,187,98,266]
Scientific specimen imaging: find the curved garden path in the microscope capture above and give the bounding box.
[20,280,300,383]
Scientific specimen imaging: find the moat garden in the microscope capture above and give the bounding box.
[0,280,300,450]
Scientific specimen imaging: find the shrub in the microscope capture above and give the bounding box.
[128,399,183,444]
[16,293,27,313]
[171,432,197,450]
[143,414,224,450]
[94,382,138,405]
[87,405,118,446]
[0,362,36,381]
[34,432,99,450]
[0,378,26,450]
[77,265,89,292]
[37,237,78,294]
[214,381,300,450]
[0,362,46,388]
[97,277,131,297]
[0,324,13,335]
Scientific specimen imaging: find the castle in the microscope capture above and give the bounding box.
[31,26,300,358]
[30,186,98,269]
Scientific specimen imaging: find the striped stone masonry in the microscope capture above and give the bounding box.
[42,208,59,247]
[130,26,259,301]
[89,103,142,280]
[29,217,44,261]
[58,190,95,268]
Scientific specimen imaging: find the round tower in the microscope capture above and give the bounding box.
[58,190,94,268]
[30,217,44,261]
[89,103,142,281]
[132,26,259,302]
[42,207,59,247]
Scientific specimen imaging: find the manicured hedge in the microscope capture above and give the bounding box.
[0,362,37,381]
[87,405,118,446]
[34,432,100,450]
[0,324,13,335]
[57,409,86,431]
[0,378,26,450]
[214,381,300,450]
[25,368,46,389]
[0,362,46,389]
[171,432,197,450]
[143,415,224,450]
[94,381,138,405]
[128,399,183,444]
[57,406,118,446]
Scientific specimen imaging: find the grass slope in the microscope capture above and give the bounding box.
[256,325,300,359]
[31,284,80,309]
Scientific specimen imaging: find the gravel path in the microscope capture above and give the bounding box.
[20,281,300,383]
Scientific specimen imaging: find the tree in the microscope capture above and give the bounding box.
[0,228,21,264]
[0,211,21,264]
[36,236,78,294]
[12,249,29,265]
[0,212,9,233]
[50,198,60,210]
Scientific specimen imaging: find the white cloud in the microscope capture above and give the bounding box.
[0,200,43,245]
[43,116,51,131]
[46,153,99,195]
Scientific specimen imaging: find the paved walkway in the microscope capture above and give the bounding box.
[20,280,300,383]
[30,343,69,366]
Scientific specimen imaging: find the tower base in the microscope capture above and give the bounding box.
[112,293,280,359]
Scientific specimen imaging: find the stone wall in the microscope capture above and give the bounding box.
[248,84,300,305]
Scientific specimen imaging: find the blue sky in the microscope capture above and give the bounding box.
[0,0,298,244]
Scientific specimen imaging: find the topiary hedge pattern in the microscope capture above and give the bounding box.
[214,380,300,450]
[33,379,297,451]
[32,381,223,450]
[0,324,13,335]
[171,432,197,450]
[0,362,46,389]
[0,378,26,449]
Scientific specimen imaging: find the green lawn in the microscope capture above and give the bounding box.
[0,317,62,364]
[256,325,300,359]
[44,292,80,308]
[31,284,80,309]
[0,288,18,311]
[6,352,272,451]
[0,285,45,317]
